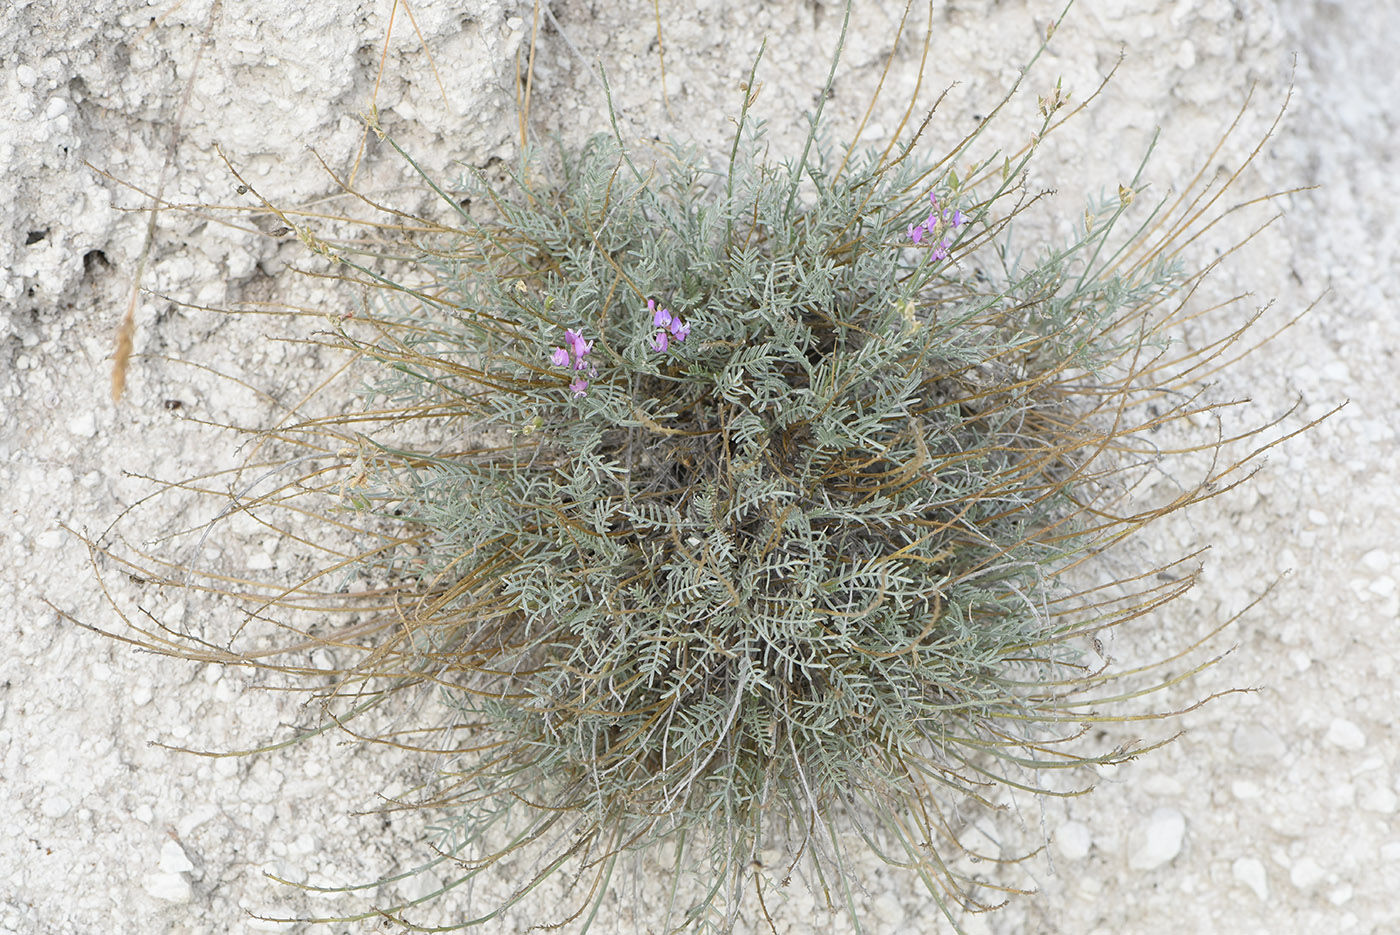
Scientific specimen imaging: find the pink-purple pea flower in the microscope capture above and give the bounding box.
[645,298,689,354]
[906,190,966,260]
[549,327,595,396]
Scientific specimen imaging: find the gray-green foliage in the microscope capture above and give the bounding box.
[321,81,1227,929]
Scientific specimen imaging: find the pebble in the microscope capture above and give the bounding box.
[130,680,154,707]
[66,412,96,438]
[1325,718,1367,752]
[158,840,195,874]
[1232,857,1268,900]
[1361,549,1391,572]
[1056,821,1092,860]
[1359,785,1398,814]
[176,804,219,837]
[143,872,191,903]
[40,795,72,819]
[1129,807,1185,871]
[1289,856,1326,889]
[1231,780,1261,800]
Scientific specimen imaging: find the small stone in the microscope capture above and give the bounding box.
[1381,842,1400,861]
[1232,857,1268,900]
[1307,509,1328,526]
[176,804,219,837]
[1056,821,1092,860]
[131,681,154,707]
[1289,856,1326,889]
[134,804,154,824]
[1359,785,1398,814]
[158,840,194,874]
[144,872,192,903]
[1329,883,1354,905]
[1129,807,1185,871]
[67,412,97,438]
[40,795,72,819]
[1325,718,1366,752]
[16,63,38,87]
[1368,576,1395,597]
[1231,723,1285,762]
[1231,780,1261,800]
[1361,549,1391,572]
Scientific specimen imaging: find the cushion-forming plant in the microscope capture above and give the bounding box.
[85,9,1311,934]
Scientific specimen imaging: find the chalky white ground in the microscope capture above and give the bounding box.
[2,1,1397,932]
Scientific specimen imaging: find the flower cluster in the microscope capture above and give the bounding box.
[646,299,690,353]
[548,328,594,397]
[907,191,966,261]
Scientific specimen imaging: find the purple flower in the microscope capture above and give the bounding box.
[652,305,673,329]
[564,329,592,360]
[649,330,670,353]
[553,328,596,395]
[668,317,690,342]
[929,191,939,209]
[950,209,966,228]
[907,223,924,244]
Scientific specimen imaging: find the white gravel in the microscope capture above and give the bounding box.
[3,1,1398,933]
